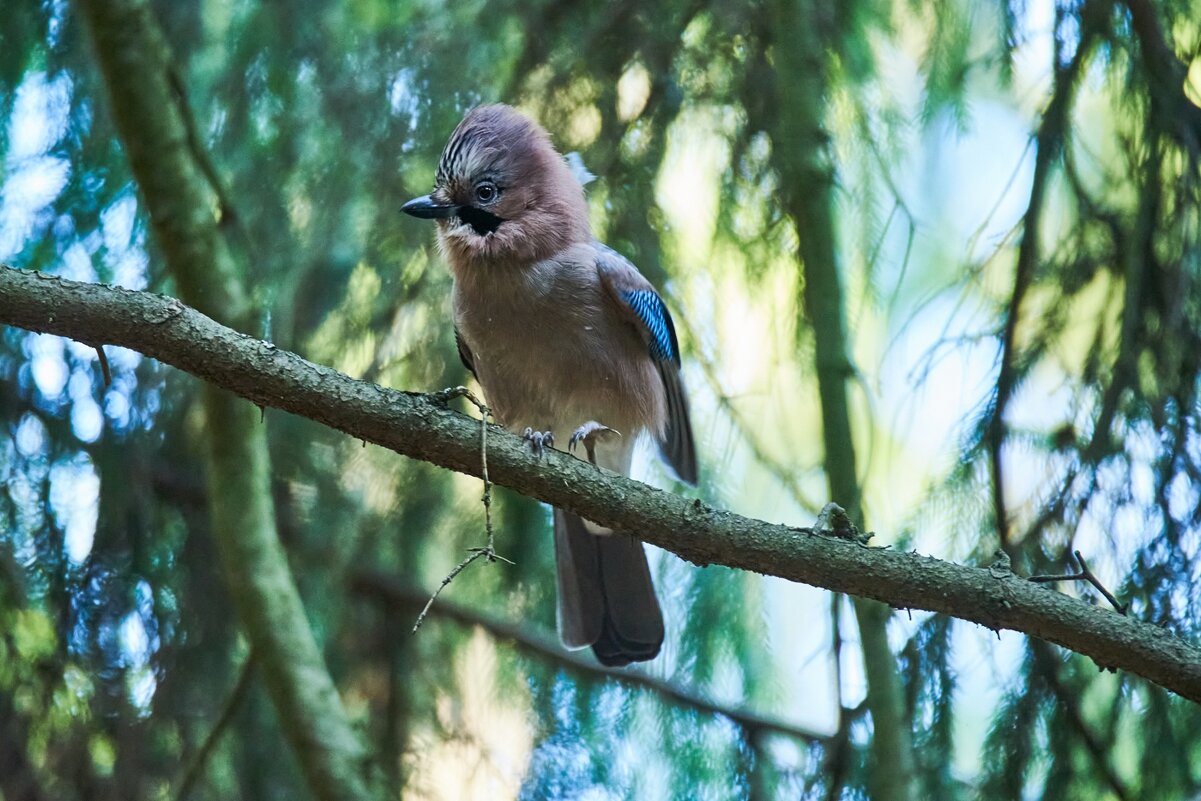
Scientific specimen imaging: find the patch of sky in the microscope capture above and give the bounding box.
[48,451,99,565]
[0,71,73,263]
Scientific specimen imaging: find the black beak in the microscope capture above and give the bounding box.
[401,194,458,220]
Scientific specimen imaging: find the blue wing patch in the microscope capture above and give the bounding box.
[621,289,680,366]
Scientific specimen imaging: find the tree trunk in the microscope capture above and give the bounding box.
[766,1,918,799]
[77,2,378,799]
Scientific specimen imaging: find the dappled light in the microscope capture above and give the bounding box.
[2,0,1201,798]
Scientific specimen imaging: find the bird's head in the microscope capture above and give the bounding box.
[402,104,590,268]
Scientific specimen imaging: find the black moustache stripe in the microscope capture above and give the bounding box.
[457,206,506,236]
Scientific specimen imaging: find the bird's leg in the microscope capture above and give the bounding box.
[568,421,622,467]
[521,427,555,458]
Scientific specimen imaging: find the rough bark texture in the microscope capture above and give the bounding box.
[76,2,377,800]
[3,266,1201,706]
[766,2,918,798]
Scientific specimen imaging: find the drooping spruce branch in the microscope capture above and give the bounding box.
[3,265,1201,705]
[351,571,829,743]
[989,5,1101,556]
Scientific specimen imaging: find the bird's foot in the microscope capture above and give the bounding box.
[522,427,555,458]
[568,421,622,467]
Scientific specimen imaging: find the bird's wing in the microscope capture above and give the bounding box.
[595,244,697,484]
[454,325,478,380]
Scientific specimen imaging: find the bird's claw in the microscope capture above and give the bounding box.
[522,427,554,458]
[568,421,622,466]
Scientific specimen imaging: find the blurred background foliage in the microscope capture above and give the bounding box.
[2,0,1201,798]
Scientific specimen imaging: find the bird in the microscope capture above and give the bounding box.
[402,104,696,666]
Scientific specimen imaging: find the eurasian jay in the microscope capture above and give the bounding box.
[403,104,697,666]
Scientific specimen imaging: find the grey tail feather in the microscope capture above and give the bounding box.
[554,509,664,666]
[658,363,698,485]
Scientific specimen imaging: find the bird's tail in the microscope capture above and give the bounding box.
[553,508,664,666]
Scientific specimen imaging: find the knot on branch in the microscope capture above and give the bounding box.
[814,503,873,546]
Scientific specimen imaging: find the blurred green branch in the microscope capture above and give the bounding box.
[4,265,1201,706]
[352,570,830,743]
[989,4,1101,558]
[1121,0,1201,154]
[1032,642,1133,801]
[175,651,257,801]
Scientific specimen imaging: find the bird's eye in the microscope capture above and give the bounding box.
[475,182,498,204]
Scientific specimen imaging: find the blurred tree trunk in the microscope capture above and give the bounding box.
[77,1,378,800]
[767,2,918,800]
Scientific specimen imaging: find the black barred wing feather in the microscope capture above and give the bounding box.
[596,244,698,484]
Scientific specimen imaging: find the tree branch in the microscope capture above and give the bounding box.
[352,571,828,743]
[989,12,1100,555]
[1029,550,1126,614]
[765,0,916,795]
[3,265,1201,705]
[1121,0,1201,155]
[175,651,257,801]
[1032,642,1133,801]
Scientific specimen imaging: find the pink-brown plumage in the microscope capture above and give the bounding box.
[451,242,668,455]
[404,103,696,665]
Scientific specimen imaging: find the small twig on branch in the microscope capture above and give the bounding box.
[94,345,111,388]
[412,387,512,634]
[1029,550,1126,614]
[410,548,493,634]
